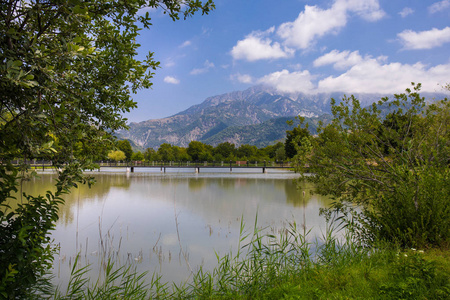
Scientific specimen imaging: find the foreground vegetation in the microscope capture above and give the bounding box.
[295,83,450,249]
[50,222,450,299]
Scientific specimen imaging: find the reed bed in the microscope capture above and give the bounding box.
[45,216,450,299]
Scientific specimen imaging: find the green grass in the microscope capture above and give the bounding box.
[48,221,450,299]
[257,248,450,300]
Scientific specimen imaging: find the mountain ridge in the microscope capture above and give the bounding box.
[118,85,447,149]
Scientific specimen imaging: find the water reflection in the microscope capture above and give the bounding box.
[15,170,332,288]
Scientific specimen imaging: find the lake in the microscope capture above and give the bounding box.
[14,168,331,289]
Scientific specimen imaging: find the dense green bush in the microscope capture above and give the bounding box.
[294,84,450,248]
[363,166,450,248]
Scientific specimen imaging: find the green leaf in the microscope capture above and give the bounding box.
[12,60,22,67]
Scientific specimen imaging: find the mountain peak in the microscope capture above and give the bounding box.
[118,86,446,149]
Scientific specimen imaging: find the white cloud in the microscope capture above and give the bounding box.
[277,0,384,50]
[399,7,414,18]
[180,40,192,48]
[314,50,364,70]
[231,73,253,84]
[313,50,388,70]
[231,27,294,61]
[164,76,180,84]
[190,60,215,75]
[231,0,384,59]
[258,69,316,94]
[277,4,347,50]
[317,59,450,94]
[398,27,450,50]
[428,0,450,14]
[256,52,449,95]
[341,0,386,21]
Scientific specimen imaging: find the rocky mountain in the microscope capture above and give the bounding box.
[201,115,333,148]
[117,86,446,149]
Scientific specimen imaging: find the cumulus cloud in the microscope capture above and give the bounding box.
[428,0,450,14]
[314,50,363,70]
[313,50,388,70]
[231,27,294,61]
[399,7,414,18]
[277,0,385,50]
[164,76,180,84]
[190,60,215,75]
[231,0,384,59]
[277,5,346,50]
[317,59,450,94]
[255,52,449,95]
[231,73,253,84]
[398,27,450,50]
[341,0,386,21]
[258,69,316,94]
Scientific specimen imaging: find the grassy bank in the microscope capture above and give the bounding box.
[247,248,450,300]
[52,222,450,299]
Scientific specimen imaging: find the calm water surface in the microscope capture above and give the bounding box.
[16,168,331,288]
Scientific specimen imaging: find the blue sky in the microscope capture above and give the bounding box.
[125,0,450,122]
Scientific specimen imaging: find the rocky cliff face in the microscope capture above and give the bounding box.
[117,86,445,148]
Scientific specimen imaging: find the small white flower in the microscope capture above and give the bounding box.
[411,248,416,251]
[404,254,408,257]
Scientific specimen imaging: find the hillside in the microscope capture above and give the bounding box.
[201,115,332,148]
[117,86,445,148]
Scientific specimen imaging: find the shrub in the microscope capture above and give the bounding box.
[294,84,450,248]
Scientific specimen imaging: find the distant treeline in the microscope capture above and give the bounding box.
[113,140,286,162]
[108,125,310,163]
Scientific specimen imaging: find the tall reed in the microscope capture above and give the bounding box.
[48,217,449,299]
